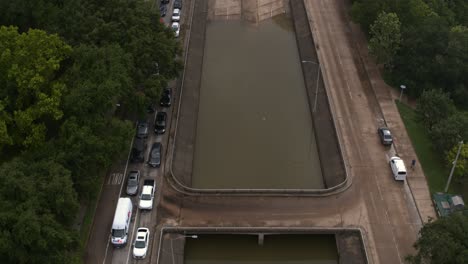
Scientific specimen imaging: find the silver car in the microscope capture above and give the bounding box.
[126,170,140,195]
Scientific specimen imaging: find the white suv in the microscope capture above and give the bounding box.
[389,156,407,181]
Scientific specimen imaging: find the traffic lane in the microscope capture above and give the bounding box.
[110,127,161,262]
[124,105,173,264]
[85,138,134,264]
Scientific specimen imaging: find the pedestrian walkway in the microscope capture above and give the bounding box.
[348,22,437,223]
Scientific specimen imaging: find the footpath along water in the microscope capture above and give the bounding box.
[184,234,338,264]
[193,15,324,189]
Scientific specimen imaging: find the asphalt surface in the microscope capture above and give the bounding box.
[85,0,436,263]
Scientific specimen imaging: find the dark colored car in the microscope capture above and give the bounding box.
[174,0,182,9]
[136,121,149,139]
[148,142,162,168]
[161,0,169,4]
[130,138,147,163]
[155,112,167,134]
[378,127,393,146]
[159,4,167,17]
[160,88,172,107]
[147,104,156,114]
[126,170,140,195]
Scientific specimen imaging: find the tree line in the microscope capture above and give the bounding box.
[351,0,468,263]
[0,0,180,263]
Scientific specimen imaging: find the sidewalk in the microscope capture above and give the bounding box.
[348,22,437,223]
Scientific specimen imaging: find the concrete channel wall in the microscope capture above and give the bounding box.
[289,0,347,188]
[156,227,368,264]
[170,0,348,195]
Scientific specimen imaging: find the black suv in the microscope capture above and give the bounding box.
[148,142,162,168]
[160,4,167,17]
[160,88,172,107]
[130,138,147,163]
[174,0,182,9]
[136,121,149,139]
[155,112,167,134]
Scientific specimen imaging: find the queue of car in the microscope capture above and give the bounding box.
[110,86,172,259]
[110,0,181,258]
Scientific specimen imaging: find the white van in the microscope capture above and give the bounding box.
[111,198,133,247]
[389,156,407,181]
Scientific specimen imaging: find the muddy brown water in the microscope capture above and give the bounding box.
[192,15,324,189]
[184,234,338,264]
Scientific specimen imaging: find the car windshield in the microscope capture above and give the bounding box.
[128,178,137,186]
[172,24,178,30]
[384,135,392,139]
[135,240,146,248]
[141,194,151,200]
[112,229,125,238]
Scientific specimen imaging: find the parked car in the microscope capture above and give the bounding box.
[160,4,167,17]
[147,104,156,113]
[161,0,169,4]
[126,170,140,196]
[133,228,150,259]
[139,179,156,210]
[155,112,167,134]
[160,88,172,107]
[171,22,180,37]
[378,127,393,146]
[389,156,407,181]
[130,138,147,163]
[136,121,149,139]
[172,8,180,21]
[148,142,162,167]
[174,0,182,9]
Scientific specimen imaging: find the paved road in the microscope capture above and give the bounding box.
[157,1,435,264]
[86,0,436,263]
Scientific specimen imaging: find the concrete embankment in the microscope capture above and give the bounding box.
[170,0,347,194]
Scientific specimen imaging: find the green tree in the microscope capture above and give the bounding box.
[0,157,79,263]
[351,0,384,33]
[406,214,468,263]
[416,89,456,130]
[440,25,468,107]
[0,26,71,150]
[430,112,468,153]
[446,142,468,182]
[369,12,402,66]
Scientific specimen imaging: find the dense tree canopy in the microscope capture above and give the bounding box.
[0,26,71,150]
[352,0,468,104]
[369,12,401,67]
[406,214,468,264]
[0,0,181,262]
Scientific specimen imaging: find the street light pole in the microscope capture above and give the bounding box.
[399,85,406,101]
[301,60,321,112]
[444,140,464,193]
[170,235,198,264]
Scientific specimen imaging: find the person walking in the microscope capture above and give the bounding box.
[411,159,416,170]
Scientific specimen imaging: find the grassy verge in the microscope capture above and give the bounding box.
[395,101,451,193]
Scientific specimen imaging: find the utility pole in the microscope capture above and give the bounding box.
[444,140,464,192]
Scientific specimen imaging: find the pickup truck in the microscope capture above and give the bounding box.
[139,180,156,210]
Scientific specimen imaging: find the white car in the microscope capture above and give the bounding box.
[171,22,180,37]
[133,228,150,259]
[389,156,407,181]
[171,8,180,21]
